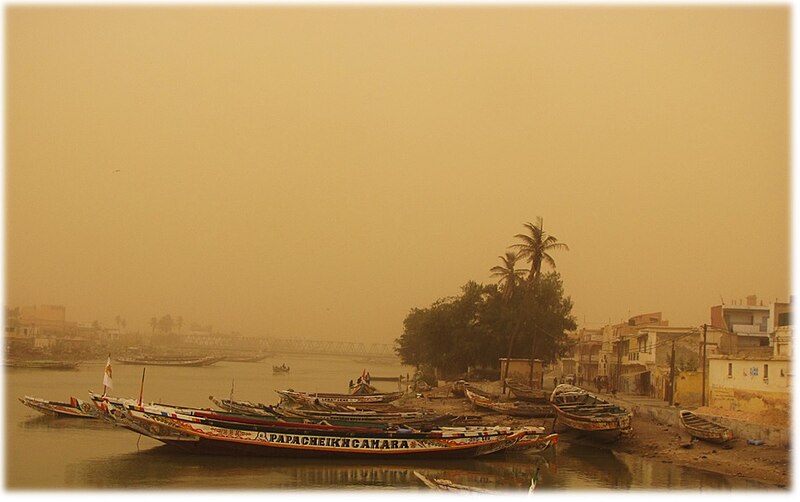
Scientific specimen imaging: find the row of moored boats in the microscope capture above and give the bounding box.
[19,378,558,459]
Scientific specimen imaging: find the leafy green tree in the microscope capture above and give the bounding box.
[396,218,575,380]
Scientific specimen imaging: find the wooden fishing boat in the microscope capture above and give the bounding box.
[19,395,98,418]
[349,381,378,395]
[273,364,290,374]
[370,375,405,382]
[504,378,548,402]
[277,389,404,406]
[224,354,269,363]
[508,431,559,453]
[6,360,80,370]
[209,396,277,416]
[93,396,527,458]
[413,471,493,492]
[115,355,223,367]
[465,387,555,418]
[679,410,733,443]
[451,380,468,398]
[549,384,632,435]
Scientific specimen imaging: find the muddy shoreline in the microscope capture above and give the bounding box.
[404,388,791,488]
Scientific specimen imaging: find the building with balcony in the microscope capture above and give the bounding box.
[710,295,791,356]
[574,328,603,385]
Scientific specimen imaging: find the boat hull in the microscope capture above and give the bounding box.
[679,410,733,443]
[115,356,223,367]
[550,384,632,434]
[19,396,97,418]
[119,406,524,458]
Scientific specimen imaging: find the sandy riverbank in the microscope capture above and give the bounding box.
[401,383,791,488]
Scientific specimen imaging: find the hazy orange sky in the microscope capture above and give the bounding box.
[4,6,790,343]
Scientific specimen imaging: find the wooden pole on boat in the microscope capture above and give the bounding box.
[701,323,707,406]
[669,340,676,406]
[138,367,146,406]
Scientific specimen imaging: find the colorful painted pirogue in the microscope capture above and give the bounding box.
[465,387,555,418]
[679,410,733,443]
[504,378,549,402]
[277,389,404,406]
[90,394,527,458]
[509,431,559,453]
[19,395,98,418]
[549,384,632,435]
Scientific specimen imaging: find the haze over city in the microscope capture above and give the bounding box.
[5,6,789,344]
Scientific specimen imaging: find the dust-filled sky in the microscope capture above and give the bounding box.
[4,6,790,343]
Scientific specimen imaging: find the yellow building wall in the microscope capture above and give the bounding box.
[674,370,702,407]
[708,358,790,415]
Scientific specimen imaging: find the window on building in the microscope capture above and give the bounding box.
[727,363,732,378]
[764,364,769,380]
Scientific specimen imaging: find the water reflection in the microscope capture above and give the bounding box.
[18,415,113,432]
[64,445,547,490]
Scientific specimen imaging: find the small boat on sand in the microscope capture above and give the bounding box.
[505,378,548,402]
[273,364,290,374]
[679,410,733,443]
[549,384,632,435]
[19,395,98,418]
[465,387,555,418]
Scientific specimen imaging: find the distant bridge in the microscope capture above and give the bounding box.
[263,338,397,358]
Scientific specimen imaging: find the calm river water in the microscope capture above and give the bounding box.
[5,354,772,491]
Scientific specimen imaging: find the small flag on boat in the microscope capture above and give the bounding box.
[103,356,113,394]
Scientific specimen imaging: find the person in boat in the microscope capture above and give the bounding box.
[349,379,354,388]
[553,377,558,389]
[365,372,371,384]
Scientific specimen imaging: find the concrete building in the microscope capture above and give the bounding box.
[705,297,792,419]
[574,327,602,386]
[500,358,544,389]
[558,331,579,379]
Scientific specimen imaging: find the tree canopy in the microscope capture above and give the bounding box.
[395,219,576,379]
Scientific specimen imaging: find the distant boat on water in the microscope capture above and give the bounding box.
[114,355,223,367]
[6,360,80,370]
[224,354,269,363]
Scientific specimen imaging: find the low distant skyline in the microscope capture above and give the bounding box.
[5,6,790,343]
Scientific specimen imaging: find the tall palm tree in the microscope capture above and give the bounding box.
[502,218,569,393]
[511,217,569,284]
[490,251,526,300]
